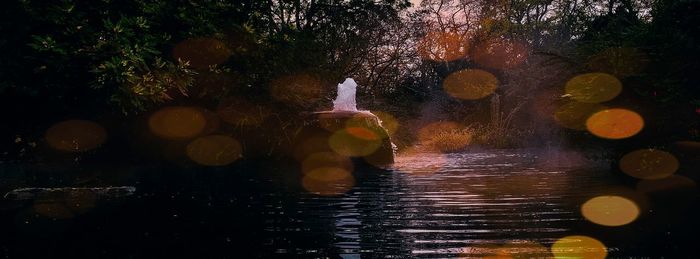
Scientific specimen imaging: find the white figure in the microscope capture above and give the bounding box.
[332,78,358,111]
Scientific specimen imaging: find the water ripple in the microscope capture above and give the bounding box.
[262,150,616,256]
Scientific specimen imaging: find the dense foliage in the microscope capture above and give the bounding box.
[1,0,698,160]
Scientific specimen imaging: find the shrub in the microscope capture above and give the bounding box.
[423,128,474,153]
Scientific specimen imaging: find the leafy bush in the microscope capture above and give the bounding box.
[423,128,474,153]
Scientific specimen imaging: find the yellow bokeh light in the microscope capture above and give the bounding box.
[301,152,353,175]
[349,114,394,166]
[471,38,528,70]
[302,167,355,196]
[554,102,606,130]
[172,37,231,69]
[45,120,107,152]
[329,128,382,157]
[186,135,242,166]
[149,106,207,139]
[443,69,498,100]
[417,31,469,62]
[459,240,550,259]
[620,149,679,179]
[565,73,622,103]
[216,97,271,126]
[371,111,399,136]
[270,74,324,107]
[344,114,390,140]
[551,235,607,259]
[495,240,552,259]
[581,195,640,226]
[586,108,644,139]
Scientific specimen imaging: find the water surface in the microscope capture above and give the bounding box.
[1,150,697,258]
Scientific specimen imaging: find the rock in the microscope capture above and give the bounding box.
[297,111,394,166]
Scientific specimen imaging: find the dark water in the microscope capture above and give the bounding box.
[1,150,698,258]
[261,151,610,258]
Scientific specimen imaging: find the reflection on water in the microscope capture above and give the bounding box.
[2,150,698,257]
[261,150,617,257]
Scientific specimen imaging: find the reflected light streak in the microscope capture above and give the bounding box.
[393,148,447,176]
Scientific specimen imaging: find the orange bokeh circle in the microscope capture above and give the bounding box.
[586,109,644,139]
[45,120,107,152]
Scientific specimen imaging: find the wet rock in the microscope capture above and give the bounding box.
[301,111,395,166]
